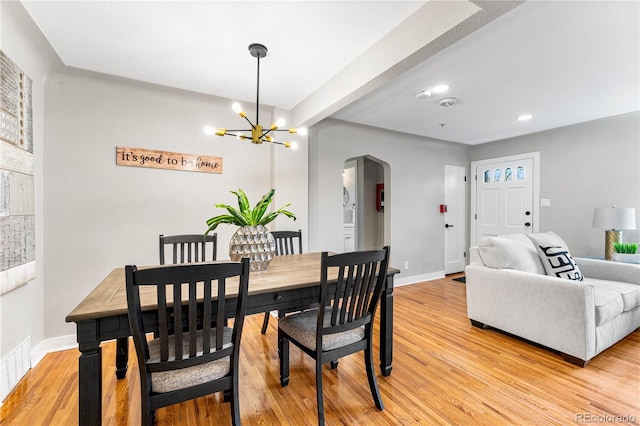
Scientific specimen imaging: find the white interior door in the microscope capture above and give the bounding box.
[444,165,466,274]
[472,153,539,245]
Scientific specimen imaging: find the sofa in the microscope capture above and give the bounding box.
[465,231,640,366]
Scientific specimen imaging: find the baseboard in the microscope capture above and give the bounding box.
[1,334,81,404]
[31,334,77,368]
[394,271,445,287]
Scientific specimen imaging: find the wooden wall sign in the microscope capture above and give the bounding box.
[116,147,223,174]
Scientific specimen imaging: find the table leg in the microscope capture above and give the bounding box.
[78,344,102,426]
[380,275,393,376]
[115,337,129,379]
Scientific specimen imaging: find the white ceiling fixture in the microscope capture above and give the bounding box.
[415,84,450,99]
[517,114,533,122]
[438,97,458,107]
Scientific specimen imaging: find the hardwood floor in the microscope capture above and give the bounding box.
[2,274,639,425]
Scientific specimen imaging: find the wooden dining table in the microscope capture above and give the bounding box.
[66,252,399,426]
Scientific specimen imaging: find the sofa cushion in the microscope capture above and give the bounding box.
[586,278,640,312]
[478,234,545,274]
[592,286,625,326]
[527,232,584,281]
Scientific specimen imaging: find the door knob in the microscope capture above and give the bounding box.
[445,224,454,228]
[524,222,531,227]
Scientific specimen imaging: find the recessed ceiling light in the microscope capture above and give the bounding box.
[415,84,450,100]
[517,114,533,121]
[431,84,450,94]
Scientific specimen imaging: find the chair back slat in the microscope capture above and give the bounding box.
[319,247,390,339]
[271,230,302,256]
[173,282,183,360]
[202,280,211,353]
[157,285,169,360]
[159,234,218,265]
[216,277,225,351]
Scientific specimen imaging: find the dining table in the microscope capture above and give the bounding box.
[66,252,399,426]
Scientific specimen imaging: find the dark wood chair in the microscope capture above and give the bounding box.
[159,234,217,265]
[272,230,303,256]
[260,230,303,334]
[125,258,250,426]
[277,247,391,425]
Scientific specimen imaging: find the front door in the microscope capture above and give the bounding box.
[471,153,539,245]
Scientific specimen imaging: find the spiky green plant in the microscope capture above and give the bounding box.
[613,242,638,254]
[205,188,296,235]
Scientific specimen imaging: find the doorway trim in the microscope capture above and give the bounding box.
[470,151,540,247]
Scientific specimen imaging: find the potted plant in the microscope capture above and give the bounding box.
[612,242,640,264]
[206,188,296,270]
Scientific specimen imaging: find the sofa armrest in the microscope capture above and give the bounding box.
[465,264,596,361]
[575,257,640,284]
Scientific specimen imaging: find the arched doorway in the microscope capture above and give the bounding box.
[343,156,388,251]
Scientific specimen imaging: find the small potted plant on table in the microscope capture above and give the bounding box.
[612,242,640,264]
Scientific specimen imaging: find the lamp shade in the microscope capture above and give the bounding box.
[592,207,637,230]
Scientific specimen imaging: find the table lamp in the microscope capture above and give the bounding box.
[592,206,637,260]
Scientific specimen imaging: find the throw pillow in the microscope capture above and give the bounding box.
[527,232,583,281]
[478,234,545,274]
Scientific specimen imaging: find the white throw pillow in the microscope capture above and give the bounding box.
[527,232,584,281]
[478,234,545,274]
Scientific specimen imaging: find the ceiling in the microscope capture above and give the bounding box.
[21,1,640,145]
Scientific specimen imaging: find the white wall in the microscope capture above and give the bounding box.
[43,69,308,339]
[309,118,469,283]
[469,111,640,257]
[0,1,60,362]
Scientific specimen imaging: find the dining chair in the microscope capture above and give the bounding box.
[125,258,250,426]
[260,230,303,334]
[159,233,217,265]
[277,246,391,425]
[272,230,303,256]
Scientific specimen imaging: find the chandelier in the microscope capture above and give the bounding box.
[206,43,305,148]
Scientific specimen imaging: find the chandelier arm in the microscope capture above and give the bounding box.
[243,115,256,129]
[225,129,252,132]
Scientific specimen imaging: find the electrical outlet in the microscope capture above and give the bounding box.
[404,261,409,270]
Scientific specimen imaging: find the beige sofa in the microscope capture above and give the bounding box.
[465,232,640,366]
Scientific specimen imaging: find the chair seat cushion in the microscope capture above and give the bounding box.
[279,309,365,351]
[148,327,232,393]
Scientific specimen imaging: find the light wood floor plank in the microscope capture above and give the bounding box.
[2,275,639,425]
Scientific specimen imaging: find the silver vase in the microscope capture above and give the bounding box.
[229,225,276,271]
